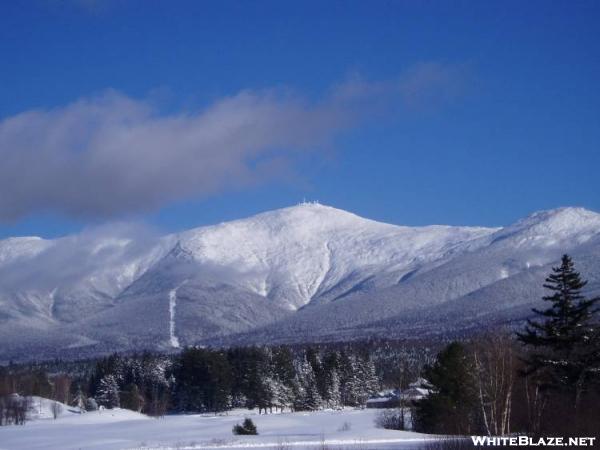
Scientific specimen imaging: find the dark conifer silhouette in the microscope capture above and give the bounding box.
[517,254,600,406]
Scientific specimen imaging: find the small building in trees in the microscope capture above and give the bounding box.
[400,387,430,403]
[366,389,401,408]
[400,378,432,403]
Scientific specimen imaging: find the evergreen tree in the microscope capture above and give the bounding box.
[271,347,296,386]
[326,369,342,409]
[270,347,296,411]
[303,372,323,411]
[232,417,258,435]
[121,383,144,412]
[71,385,86,411]
[336,351,377,407]
[338,351,362,407]
[517,254,600,406]
[89,354,123,400]
[96,375,120,409]
[306,347,328,401]
[172,347,232,413]
[142,355,171,417]
[293,357,323,411]
[413,342,478,434]
[358,356,380,399]
[227,347,267,411]
[321,351,342,409]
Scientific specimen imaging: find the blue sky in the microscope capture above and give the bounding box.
[1,0,599,238]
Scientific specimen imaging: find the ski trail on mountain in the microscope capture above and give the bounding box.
[48,287,58,318]
[168,281,187,348]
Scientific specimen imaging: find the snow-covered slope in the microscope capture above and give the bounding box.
[228,207,600,345]
[174,204,495,309]
[0,403,431,450]
[0,203,599,360]
[25,396,83,420]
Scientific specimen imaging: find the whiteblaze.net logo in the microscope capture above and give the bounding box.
[471,436,597,447]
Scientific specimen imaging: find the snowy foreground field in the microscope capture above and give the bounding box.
[0,398,439,450]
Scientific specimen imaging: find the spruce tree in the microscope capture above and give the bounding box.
[359,357,380,399]
[338,352,362,407]
[413,342,478,434]
[293,357,323,411]
[321,351,342,409]
[517,254,599,404]
[96,375,120,409]
[326,370,342,409]
[71,385,86,411]
[121,383,144,412]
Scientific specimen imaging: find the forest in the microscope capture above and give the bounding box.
[0,340,432,423]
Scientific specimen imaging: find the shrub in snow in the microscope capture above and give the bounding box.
[375,408,406,430]
[337,421,352,432]
[232,417,258,435]
[85,397,98,411]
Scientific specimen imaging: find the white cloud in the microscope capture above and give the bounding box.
[0,62,467,221]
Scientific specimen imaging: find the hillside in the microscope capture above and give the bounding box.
[1,203,599,360]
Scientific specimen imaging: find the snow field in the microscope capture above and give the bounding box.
[0,405,436,450]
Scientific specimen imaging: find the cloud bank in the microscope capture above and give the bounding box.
[0,62,466,221]
[0,222,162,293]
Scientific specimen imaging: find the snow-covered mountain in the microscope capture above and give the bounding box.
[1,203,599,361]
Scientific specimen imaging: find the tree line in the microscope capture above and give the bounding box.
[1,344,392,422]
[92,346,381,414]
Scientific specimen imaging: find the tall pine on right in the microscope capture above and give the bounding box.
[517,254,600,409]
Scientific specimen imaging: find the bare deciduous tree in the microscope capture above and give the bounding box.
[53,374,71,405]
[0,395,30,426]
[51,401,63,420]
[472,333,515,436]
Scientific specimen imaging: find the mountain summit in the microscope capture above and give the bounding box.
[1,205,599,361]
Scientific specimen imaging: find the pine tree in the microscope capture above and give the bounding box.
[142,355,171,417]
[173,348,232,413]
[268,376,293,412]
[71,385,86,411]
[303,373,323,411]
[413,342,478,434]
[321,351,342,409]
[293,357,323,411]
[121,383,144,412]
[96,375,120,409]
[306,347,328,401]
[517,254,600,405]
[270,347,299,412]
[359,356,380,399]
[326,369,342,409]
[338,352,362,407]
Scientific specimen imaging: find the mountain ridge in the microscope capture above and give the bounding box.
[1,203,599,361]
